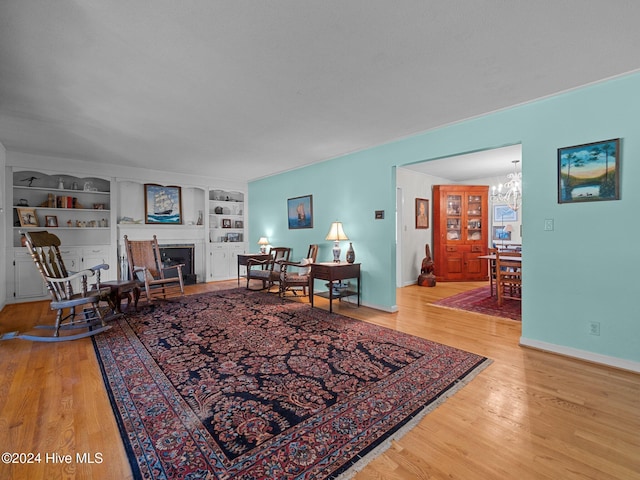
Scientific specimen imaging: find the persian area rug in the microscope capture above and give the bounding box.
[433,286,521,321]
[93,288,491,479]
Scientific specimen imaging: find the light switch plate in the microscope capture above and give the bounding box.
[544,219,554,231]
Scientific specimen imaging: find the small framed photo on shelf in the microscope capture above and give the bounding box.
[17,207,38,227]
[227,232,240,242]
[234,220,243,228]
[222,218,232,228]
[45,215,58,227]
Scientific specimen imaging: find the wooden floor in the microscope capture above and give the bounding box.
[0,281,638,479]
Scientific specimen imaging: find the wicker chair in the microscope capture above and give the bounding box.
[279,244,319,298]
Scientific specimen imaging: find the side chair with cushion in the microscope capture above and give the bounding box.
[14,230,114,341]
[279,244,319,298]
[246,247,291,291]
[123,235,185,303]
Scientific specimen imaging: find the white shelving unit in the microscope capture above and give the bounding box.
[12,170,112,248]
[9,169,116,301]
[208,189,246,280]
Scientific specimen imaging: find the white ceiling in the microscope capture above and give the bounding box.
[402,144,522,182]
[1,1,640,183]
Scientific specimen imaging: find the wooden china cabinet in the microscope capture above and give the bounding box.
[432,185,489,281]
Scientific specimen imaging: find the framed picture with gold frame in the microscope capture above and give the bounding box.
[415,198,429,229]
[17,207,38,227]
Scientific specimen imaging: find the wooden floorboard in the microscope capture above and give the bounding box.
[0,280,638,479]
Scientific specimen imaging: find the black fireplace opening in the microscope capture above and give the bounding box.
[159,244,197,285]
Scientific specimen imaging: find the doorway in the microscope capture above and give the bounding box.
[395,144,522,286]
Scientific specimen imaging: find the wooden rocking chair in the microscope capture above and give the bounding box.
[4,231,115,342]
[123,235,185,303]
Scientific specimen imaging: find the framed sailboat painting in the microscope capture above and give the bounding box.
[144,184,183,224]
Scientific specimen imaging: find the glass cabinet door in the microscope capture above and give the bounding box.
[445,194,462,241]
[466,194,482,241]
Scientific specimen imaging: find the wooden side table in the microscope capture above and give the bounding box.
[100,280,140,313]
[310,262,361,313]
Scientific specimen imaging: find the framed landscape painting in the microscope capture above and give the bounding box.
[287,195,313,229]
[558,138,620,203]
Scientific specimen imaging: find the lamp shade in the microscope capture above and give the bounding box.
[258,237,269,245]
[325,222,348,241]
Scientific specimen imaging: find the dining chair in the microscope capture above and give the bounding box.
[495,250,522,306]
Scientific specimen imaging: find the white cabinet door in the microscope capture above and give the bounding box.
[208,243,247,281]
[209,244,228,280]
[228,244,246,279]
[13,251,48,300]
[57,247,81,292]
[81,246,114,282]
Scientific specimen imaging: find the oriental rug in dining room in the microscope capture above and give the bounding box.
[93,288,491,479]
[433,286,521,321]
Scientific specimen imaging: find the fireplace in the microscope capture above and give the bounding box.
[159,244,197,285]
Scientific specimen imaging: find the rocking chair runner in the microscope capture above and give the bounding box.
[123,235,185,303]
[12,231,115,341]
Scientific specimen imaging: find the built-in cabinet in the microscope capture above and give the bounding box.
[208,243,246,281]
[209,189,244,243]
[208,189,246,280]
[6,167,249,303]
[11,170,112,248]
[432,185,489,281]
[9,169,116,301]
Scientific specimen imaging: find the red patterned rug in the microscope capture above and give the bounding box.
[433,286,521,321]
[93,288,491,479]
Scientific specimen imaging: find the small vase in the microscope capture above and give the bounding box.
[346,243,355,263]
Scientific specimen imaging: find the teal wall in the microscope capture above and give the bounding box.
[250,72,640,364]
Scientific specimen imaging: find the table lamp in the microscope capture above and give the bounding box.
[258,237,269,254]
[325,221,348,262]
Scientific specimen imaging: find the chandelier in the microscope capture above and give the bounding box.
[491,160,521,211]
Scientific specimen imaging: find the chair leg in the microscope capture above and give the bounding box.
[54,309,64,337]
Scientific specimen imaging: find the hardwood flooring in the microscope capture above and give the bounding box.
[0,281,638,479]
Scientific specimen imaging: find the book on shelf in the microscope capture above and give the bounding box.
[55,196,78,208]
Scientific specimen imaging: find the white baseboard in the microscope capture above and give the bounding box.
[336,295,398,313]
[520,337,640,373]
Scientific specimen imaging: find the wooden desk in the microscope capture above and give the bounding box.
[237,253,271,285]
[310,262,361,313]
